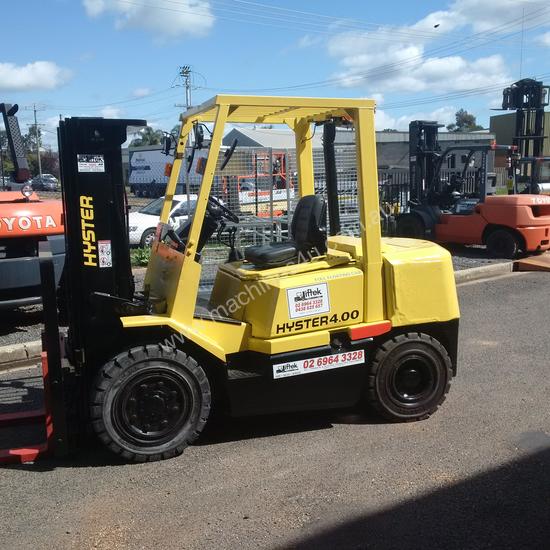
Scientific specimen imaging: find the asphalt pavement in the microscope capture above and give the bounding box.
[1,272,549,550]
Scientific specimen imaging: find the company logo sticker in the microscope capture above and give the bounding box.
[273,350,365,379]
[77,154,105,173]
[286,283,329,319]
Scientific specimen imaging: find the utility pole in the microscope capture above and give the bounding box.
[33,104,43,178]
[175,65,194,206]
[23,103,46,178]
[180,65,192,108]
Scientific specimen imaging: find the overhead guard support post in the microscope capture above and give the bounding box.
[293,118,315,197]
[354,107,385,323]
[172,104,229,323]
[160,118,194,223]
[323,121,341,235]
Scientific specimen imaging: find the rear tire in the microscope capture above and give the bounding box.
[486,228,520,259]
[90,344,211,462]
[366,333,452,422]
[396,214,426,239]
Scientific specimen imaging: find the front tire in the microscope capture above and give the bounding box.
[90,345,211,462]
[367,333,452,422]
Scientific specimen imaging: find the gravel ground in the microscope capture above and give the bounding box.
[0,305,44,347]
[0,269,146,348]
[0,272,549,549]
[449,244,509,271]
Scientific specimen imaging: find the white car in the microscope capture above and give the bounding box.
[128,194,198,247]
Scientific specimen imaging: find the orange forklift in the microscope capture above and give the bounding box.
[396,120,550,258]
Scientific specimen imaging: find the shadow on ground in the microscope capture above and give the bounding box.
[284,447,550,550]
[0,305,43,338]
[0,405,382,471]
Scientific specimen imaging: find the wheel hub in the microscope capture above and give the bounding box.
[115,370,191,444]
[391,357,436,403]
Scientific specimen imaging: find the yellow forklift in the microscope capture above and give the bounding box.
[1,96,459,463]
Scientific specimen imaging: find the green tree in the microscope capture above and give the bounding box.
[129,126,164,147]
[40,149,59,177]
[446,109,484,132]
[22,125,42,152]
[0,130,14,180]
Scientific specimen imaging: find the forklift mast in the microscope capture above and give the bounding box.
[502,78,550,188]
[57,117,146,365]
[0,103,31,183]
[408,121,443,202]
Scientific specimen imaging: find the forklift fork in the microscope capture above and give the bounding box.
[0,251,68,464]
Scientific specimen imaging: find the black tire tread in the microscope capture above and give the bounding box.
[367,332,452,422]
[486,228,521,259]
[90,344,211,462]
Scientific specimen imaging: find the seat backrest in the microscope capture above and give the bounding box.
[290,194,327,253]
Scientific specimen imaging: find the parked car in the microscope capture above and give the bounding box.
[128,194,198,247]
[1,178,28,192]
[30,174,59,191]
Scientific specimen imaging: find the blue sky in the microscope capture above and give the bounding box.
[2,0,550,148]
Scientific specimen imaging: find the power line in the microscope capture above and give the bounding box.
[169,3,549,93]
[381,71,550,111]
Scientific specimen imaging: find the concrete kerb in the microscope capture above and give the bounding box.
[0,340,42,373]
[454,261,513,284]
[0,261,516,373]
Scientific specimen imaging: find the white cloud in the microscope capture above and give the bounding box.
[375,105,457,131]
[371,93,384,106]
[82,0,214,39]
[297,35,323,48]
[100,105,123,118]
[444,0,548,33]
[537,31,550,47]
[326,0,550,95]
[329,28,510,94]
[132,87,152,98]
[0,61,71,91]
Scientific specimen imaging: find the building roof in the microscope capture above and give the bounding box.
[223,126,323,149]
[223,126,495,149]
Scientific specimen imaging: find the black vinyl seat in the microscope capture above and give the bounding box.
[244,194,327,268]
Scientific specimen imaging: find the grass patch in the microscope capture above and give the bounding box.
[130,247,151,267]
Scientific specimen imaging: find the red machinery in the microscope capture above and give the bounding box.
[396,121,550,258]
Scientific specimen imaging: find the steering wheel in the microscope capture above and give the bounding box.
[208,195,239,223]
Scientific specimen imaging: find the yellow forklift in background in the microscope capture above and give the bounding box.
[1,96,460,464]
